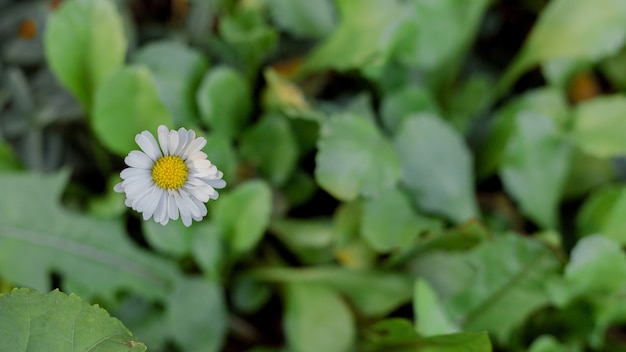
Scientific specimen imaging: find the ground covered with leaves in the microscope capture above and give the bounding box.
[2,0,626,351]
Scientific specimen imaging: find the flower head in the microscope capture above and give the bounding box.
[114,125,226,227]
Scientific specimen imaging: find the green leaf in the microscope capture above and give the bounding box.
[500,112,571,229]
[0,288,145,352]
[451,234,560,341]
[166,278,227,352]
[563,148,615,199]
[284,283,355,352]
[142,220,192,258]
[571,95,626,158]
[393,114,477,223]
[478,88,568,179]
[380,86,439,134]
[250,267,413,317]
[528,335,573,352]
[133,41,208,126]
[418,332,492,352]
[265,0,336,39]
[191,223,227,281]
[565,235,626,297]
[315,114,401,201]
[93,66,173,156]
[302,0,405,72]
[0,142,22,171]
[240,114,299,185]
[361,188,434,252]
[392,0,489,75]
[0,172,178,301]
[214,180,272,255]
[414,279,458,336]
[196,66,251,137]
[410,233,560,342]
[203,133,238,185]
[576,185,626,244]
[364,319,491,352]
[502,0,626,91]
[45,0,126,108]
[270,219,335,264]
[218,9,278,78]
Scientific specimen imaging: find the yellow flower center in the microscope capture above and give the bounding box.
[151,155,188,190]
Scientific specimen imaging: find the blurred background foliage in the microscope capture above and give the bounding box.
[3,0,626,351]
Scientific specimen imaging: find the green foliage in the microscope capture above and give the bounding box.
[0,288,146,352]
[315,113,401,201]
[394,114,477,223]
[0,172,178,302]
[45,0,126,108]
[93,66,173,155]
[4,0,626,350]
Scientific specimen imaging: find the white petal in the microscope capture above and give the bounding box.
[181,137,206,159]
[168,130,179,156]
[157,125,170,155]
[135,131,162,161]
[205,178,226,189]
[120,167,150,179]
[173,128,189,155]
[167,193,179,220]
[174,193,192,227]
[114,182,124,193]
[153,191,168,224]
[125,151,154,169]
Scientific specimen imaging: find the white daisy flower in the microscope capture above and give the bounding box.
[114,125,226,227]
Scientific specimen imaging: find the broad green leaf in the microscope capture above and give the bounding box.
[0,288,145,352]
[214,180,272,255]
[410,234,560,342]
[380,86,439,134]
[250,267,413,317]
[142,220,192,258]
[392,0,489,85]
[563,147,615,199]
[576,185,626,244]
[133,41,208,126]
[265,0,336,39]
[191,222,227,282]
[364,319,491,352]
[196,66,251,137]
[232,276,272,313]
[502,0,626,91]
[419,332,492,352]
[45,0,126,108]
[0,172,178,301]
[166,278,227,352]
[203,133,238,185]
[478,88,569,179]
[0,142,21,171]
[240,114,299,185]
[315,114,401,201]
[571,95,626,158]
[528,335,578,352]
[218,8,278,78]
[414,279,458,336]
[601,47,626,90]
[361,188,433,252]
[500,112,571,229]
[270,219,334,264]
[450,234,560,342]
[565,235,626,297]
[302,0,405,73]
[93,66,173,156]
[284,283,355,352]
[394,114,477,223]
